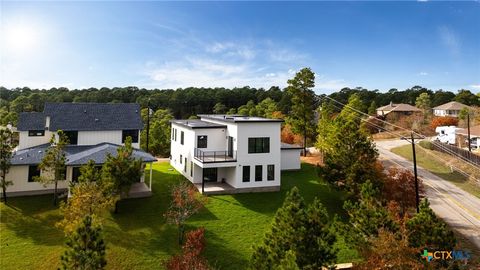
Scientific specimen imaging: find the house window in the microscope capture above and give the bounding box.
[242,166,250,182]
[174,129,177,141]
[267,165,275,181]
[180,154,182,164]
[248,138,270,153]
[197,135,207,148]
[122,130,139,143]
[180,131,184,145]
[28,165,41,182]
[184,158,187,172]
[190,161,193,177]
[255,165,262,182]
[64,131,78,145]
[171,129,174,140]
[28,130,45,137]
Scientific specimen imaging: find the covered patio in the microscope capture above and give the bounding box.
[194,182,236,195]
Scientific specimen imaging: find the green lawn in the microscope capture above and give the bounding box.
[391,144,480,199]
[0,162,358,270]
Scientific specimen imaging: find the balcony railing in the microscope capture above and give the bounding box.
[194,148,237,163]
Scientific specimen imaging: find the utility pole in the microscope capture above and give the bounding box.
[146,99,151,153]
[401,132,425,213]
[467,113,471,152]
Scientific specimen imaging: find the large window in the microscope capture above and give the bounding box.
[174,129,177,141]
[180,131,184,145]
[242,166,250,182]
[28,130,44,137]
[255,165,263,182]
[248,137,270,154]
[197,135,207,148]
[122,130,139,143]
[267,165,275,181]
[64,131,78,145]
[28,165,40,182]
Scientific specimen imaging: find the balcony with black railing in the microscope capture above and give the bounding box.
[194,148,237,163]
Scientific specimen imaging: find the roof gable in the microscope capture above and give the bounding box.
[433,101,471,111]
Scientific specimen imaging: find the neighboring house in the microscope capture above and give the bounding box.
[376,102,422,117]
[3,103,156,198]
[456,125,480,150]
[170,115,301,194]
[433,101,471,117]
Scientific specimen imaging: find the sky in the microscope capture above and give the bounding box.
[1,1,479,94]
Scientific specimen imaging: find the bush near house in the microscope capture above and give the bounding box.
[430,116,459,130]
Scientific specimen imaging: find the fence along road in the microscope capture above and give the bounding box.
[375,139,480,251]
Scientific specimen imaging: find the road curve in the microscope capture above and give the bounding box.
[375,139,480,250]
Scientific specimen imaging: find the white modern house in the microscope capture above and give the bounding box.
[4,103,156,198]
[433,101,471,117]
[170,114,302,194]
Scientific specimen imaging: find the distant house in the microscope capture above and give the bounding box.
[4,103,156,198]
[433,101,471,117]
[376,102,422,117]
[170,114,301,194]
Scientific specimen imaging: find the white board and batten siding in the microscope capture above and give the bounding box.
[5,165,68,194]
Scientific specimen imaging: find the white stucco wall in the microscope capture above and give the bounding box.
[5,165,68,193]
[77,130,140,148]
[281,149,302,170]
[18,131,53,149]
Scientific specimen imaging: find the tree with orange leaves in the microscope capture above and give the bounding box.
[430,116,458,129]
[165,227,210,270]
[382,168,424,215]
[165,181,207,244]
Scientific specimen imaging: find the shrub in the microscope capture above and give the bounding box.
[430,116,458,130]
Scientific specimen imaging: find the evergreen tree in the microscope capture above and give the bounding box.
[406,199,456,250]
[274,250,300,270]
[286,68,317,156]
[317,94,380,196]
[367,100,377,115]
[0,129,14,203]
[251,187,336,269]
[60,215,107,270]
[213,102,227,114]
[101,137,143,213]
[36,130,68,206]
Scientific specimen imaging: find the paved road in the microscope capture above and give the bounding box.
[375,139,480,250]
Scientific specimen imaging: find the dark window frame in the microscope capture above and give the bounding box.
[248,137,270,154]
[255,165,263,182]
[64,131,78,145]
[197,135,208,148]
[122,130,139,143]
[28,165,41,182]
[242,166,250,182]
[28,130,45,137]
[190,161,193,177]
[180,131,184,145]
[267,164,275,181]
[184,157,187,172]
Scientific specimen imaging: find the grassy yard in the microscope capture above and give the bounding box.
[0,162,358,270]
[391,144,480,199]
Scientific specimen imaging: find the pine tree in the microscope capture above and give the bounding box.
[286,68,317,156]
[406,199,456,250]
[60,215,107,270]
[0,129,14,204]
[367,101,377,115]
[36,130,68,206]
[251,187,336,269]
[101,136,143,213]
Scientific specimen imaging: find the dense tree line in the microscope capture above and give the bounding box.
[1,85,478,127]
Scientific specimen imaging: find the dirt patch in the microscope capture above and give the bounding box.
[301,154,323,166]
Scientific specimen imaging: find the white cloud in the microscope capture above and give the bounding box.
[315,76,349,93]
[438,26,460,56]
[418,72,429,76]
[470,84,480,90]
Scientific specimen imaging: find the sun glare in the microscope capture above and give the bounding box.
[2,22,43,54]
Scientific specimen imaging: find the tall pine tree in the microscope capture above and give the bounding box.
[0,129,14,203]
[251,187,336,269]
[287,68,317,156]
[60,215,107,270]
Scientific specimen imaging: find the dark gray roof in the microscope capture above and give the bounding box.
[198,114,284,123]
[281,143,303,150]
[17,103,143,131]
[17,112,46,131]
[11,143,156,166]
[170,119,227,129]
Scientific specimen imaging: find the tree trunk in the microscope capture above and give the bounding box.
[2,182,7,204]
[178,224,184,245]
[303,130,307,157]
[53,180,58,206]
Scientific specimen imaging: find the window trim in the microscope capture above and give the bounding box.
[242,166,250,182]
[255,165,263,182]
[267,164,275,181]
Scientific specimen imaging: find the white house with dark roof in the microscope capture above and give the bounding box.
[170,114,301,194]
[433,101,471,117]
[4,103,156,197]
